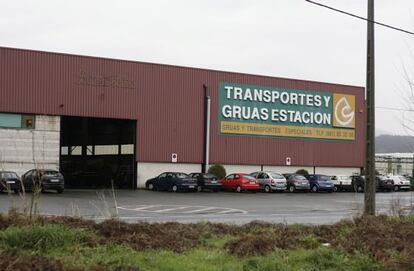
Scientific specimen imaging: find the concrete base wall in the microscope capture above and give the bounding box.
[263,166,314,174]
[222,164,261,174]
[0,115,60,176]
[314,167,360,176]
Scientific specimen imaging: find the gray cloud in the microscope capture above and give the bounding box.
[0,0,413,135]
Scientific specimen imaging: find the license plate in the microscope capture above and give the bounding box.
[6,181,15,184]
[250,181,255,184]
[50,179,60,183]
[211,181,217,184]
[189,185,194,188]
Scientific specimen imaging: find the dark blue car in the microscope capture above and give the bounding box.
[305,174,334,193]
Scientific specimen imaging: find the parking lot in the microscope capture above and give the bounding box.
[1,189,413,224]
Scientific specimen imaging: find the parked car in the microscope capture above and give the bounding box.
[304,174,335,193]
[351,175,365,192]
[0,171,21,194]
[351,175,394,192]
[249,171,287,192]
[376,176,394,192]
[220,173,260,193]
[283,174,310,192]
[330,175,353,192]
[21,169,64,193]
[189,173,222,192]
[387,175,411,191]
[145,172,197,192]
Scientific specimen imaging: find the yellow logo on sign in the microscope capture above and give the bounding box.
[333,94,355,128]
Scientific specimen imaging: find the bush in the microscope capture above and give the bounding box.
[295,169,309,176]
[208,164,226,179]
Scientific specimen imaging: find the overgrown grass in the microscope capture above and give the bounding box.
[0,224,97,252]
[1,215,414,270]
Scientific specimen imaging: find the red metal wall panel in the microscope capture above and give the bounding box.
[0,47,365,167]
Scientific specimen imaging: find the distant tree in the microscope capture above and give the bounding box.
[295,169,309,176]
[208,164,226,179]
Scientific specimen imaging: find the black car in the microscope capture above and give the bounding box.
[189,173,221,192]
[21,169,65,193]
[352,175,394,192]
[0,171,21,194]
[283,174,310,192]
[145,172,197,192]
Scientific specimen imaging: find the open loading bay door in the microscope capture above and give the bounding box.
[60,116,136,189]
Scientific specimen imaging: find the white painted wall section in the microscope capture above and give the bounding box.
[0,115,60,176]
[264,166,314,174]
[222,164,261,175]
[315,167,360,176]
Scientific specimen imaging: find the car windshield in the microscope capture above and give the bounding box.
[42,170,60,176]
[203,174,216,179]
[1,172,18,178]
[176,173,189,178]
[295,175,307,180]
[378,176,388,181]
[318,175,331,181]
[270,173,284,179]
[243,175,255,180]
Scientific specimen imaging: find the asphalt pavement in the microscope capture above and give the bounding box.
[0,189,413,224]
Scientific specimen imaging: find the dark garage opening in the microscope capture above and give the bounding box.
[60,116,136,189]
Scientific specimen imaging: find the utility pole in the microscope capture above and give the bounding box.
[202,84,211,173]
[364,0,376,215]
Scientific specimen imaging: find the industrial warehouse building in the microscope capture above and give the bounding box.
[0,47,365,189]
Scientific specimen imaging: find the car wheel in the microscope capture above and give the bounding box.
[172,185,178,192]
[311,186,318,193]
[289,185,295,193]
[394,186,399,192]
[333,186,338,192]
[236,186,242,193]
[264,185,271,193]
[57,189,63,194]
[357,186,363,193]
[197,185,203,192]
[13,189,19,194]
[148,183,154,191]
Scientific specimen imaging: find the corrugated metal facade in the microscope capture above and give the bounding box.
[0,47,365,167]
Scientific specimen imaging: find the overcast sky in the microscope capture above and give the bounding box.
[1,0,414,136]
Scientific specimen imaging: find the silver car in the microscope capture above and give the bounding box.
[250,171,287,192]
[388,175,411,191]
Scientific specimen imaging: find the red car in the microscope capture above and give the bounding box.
[220,173,260,192]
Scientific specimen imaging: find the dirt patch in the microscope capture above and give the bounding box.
[0,252,76,271]
[0,252,139,271]
[224,226,320,257]
[94,220,202,252]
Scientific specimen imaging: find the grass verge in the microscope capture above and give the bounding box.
[0,213,413,270]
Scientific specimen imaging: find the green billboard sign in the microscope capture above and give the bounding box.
[219,82,356,140]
